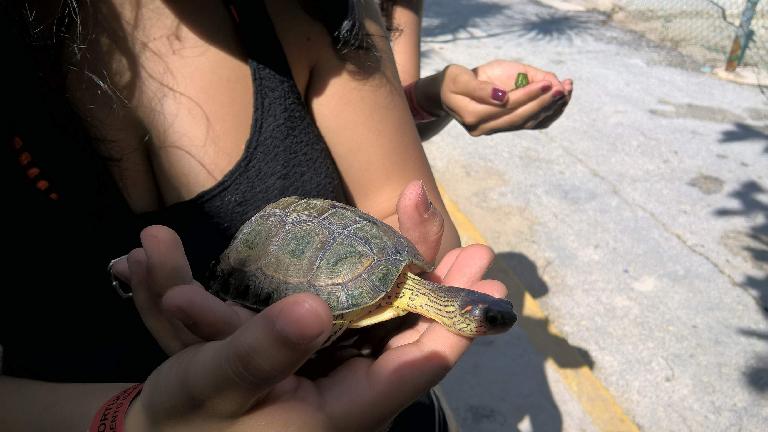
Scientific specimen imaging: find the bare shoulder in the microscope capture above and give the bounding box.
[68,0,255,209]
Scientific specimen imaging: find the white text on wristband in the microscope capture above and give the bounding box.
[89,383,144,432]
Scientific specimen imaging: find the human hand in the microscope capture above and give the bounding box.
[115,227,247,354]
[122,228,505,432]
[112,180,448,354]
[438,60,573,136]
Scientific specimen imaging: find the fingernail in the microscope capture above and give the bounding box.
[491,87,507,103]
[274,299,329,345]
[418,181,434,216]
[108,255,127,274]
[540,83,552,93]
[552,90,565,100]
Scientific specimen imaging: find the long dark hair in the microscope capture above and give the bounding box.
[301,0,373,55]
[299,0,383,74]
[4,0,375,147]
[3,0,376,208]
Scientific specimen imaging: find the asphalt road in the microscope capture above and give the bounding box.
[420,1,768,431]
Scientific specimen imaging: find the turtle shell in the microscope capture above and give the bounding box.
[208,196,432,313]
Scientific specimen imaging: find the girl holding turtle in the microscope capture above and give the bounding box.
[0,0,508,431]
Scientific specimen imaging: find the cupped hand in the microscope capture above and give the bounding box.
[123,227,506,432]
[440,60,573,135]
[114,180,450,354]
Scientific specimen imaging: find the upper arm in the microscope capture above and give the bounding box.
[272,0,459,256]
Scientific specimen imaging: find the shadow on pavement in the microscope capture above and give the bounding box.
[646,100,767,151]
[493,252,595,370]
[715,180,768,312]
[421,0,506,39]
[441,252,594,432]
[715,180,768,393]
[719,123,768,152]
[421,0,604,43]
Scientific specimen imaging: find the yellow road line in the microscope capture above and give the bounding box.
[439,186,640,432]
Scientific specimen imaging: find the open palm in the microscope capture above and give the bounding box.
[119,183,508,431]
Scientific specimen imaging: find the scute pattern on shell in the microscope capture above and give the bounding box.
[208,197,432,313]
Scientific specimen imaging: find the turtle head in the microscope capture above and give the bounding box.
[457,291,517,336]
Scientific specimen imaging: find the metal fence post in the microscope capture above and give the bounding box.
[725,0,761,71]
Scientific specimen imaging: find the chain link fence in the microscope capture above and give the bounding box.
[609,0,766,72]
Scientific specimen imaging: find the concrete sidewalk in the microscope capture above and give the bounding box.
[422,1,768,431]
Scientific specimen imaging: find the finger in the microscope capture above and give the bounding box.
[141,225,194,295]
[532,99,568,129]
[479,90,563,135]
[321,342,454,431]
[448,64,508,106]
[131,226,201,353]
[470,279,508,299]
[434,244,495,287]
[186,293,332,416]
[523,96,566,129]
[444,81,553,135]
[397,180,445,265]
[563,78,573,96]
[384,316,431,349]
[162,284,250,341]
[430,247,462,280]
[127,248,194,353]
[535,71,566,95]
[109,255,130,285]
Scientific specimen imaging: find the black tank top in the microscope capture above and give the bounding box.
[141,0,347,283]
[0,0,343,381]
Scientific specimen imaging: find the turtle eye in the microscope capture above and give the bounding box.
[462,304,486,320]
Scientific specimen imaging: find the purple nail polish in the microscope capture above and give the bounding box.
[552,90,565,99]
[540,83,553,93]
[491,87,507,102]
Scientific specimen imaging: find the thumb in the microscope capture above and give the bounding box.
[182,293,333,416]
[397,180,445,264]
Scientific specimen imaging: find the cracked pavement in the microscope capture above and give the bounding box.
[420,0,768,430]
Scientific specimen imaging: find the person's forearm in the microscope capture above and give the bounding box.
[415,115,452,141]
[409,70,454,141]
[0,375,133,431]
[383,1,456,141]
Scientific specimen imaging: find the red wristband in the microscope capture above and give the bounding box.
[89,383,143,432]
[403,81,437,123]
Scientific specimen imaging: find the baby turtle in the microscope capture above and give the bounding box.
[208,197,516,343]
